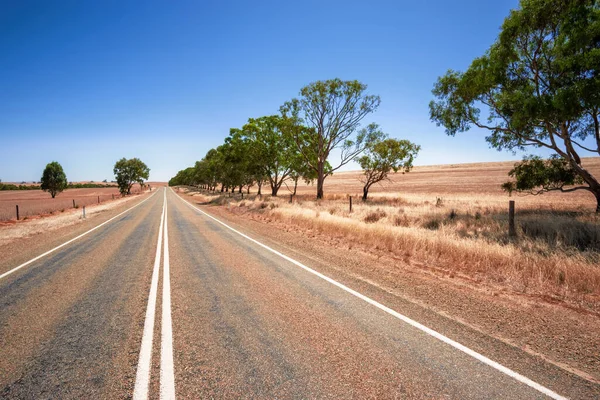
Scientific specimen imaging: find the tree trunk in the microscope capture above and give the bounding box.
[257,181,262,196]
[220,184,224,192]
[316,161,325,199]
[595,189,600,214]
[293,178,298,196]
[362,185,369,201]
[271,185,279,196]
[247,186,250,194]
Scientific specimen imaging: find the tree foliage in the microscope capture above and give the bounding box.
[170,78,419,201]
[503,155,583,195]
[430,0,600,212]
[113,157,150,195]
[40,161,68,198]
[281,78,382,198]
[358,132,421,200]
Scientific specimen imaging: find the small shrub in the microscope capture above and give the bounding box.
[269,202,277,209]
[422,217,442,230]
[239,201,246,207]
[260,202,268,209]
[448,209,457,220]
[364,209,387,224]
[475,211,482,220]
[435,197,444,207]
[393,214,411,227]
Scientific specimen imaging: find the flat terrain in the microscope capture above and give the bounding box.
[296,157,600,205]
[0,187,598,398]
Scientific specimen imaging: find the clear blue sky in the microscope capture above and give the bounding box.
[0,0,550,183]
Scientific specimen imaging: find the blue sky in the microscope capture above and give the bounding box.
[0,0,551,182]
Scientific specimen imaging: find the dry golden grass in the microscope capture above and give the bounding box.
[183,157,600,312]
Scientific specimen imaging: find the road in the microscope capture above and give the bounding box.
[0,187,597,399]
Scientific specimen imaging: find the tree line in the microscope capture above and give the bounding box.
[170,79,420,200]
[175,0,599,212]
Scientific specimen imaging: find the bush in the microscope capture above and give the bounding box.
[364,209,387,223]
[422,217,442,230]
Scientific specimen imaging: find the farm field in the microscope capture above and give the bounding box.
[183,157,600,313]
[0,186,146,221]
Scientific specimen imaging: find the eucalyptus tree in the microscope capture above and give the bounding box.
[357,130,420,200]
[430,0,600,212]
[40,161,68,198]
[281,78,381,199]
[241,115,300,196]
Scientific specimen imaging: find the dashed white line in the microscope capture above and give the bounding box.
[172,188,567,400]
[0,191,157,281]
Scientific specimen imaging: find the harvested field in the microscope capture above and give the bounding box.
[179,157,600,312]
[0,187,145,221]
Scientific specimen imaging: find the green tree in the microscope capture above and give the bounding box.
[503,155,584,195]
[281,79,381,199]
[430,0,600,212]
[40,161,68,198]
[241,115,300,196]
[358,132,420,200]
[113,158,150,195]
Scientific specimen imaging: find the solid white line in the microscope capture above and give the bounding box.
[172,188,567,400]
[133,189,165,400]
[160,190,176,399]
[0,191,157,282]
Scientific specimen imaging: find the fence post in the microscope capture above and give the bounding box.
[98,196,100,204]
[73,199,76,208]
[83,206,86,219]
[509,200,516,237]
[16,205,19,221]
[349,196,353,213]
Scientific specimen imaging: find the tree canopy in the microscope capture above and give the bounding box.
[113,158,150,195]
[281,79,382,198]
[430,0,600,212]
[40,161,68,198]
[358,133,421,200]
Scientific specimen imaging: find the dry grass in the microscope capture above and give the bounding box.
[181,157,600,311]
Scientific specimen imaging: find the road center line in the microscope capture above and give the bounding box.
[172,188,567,400]
[133,190,165,400]
[0,191,157,282]
[160,190,176,399]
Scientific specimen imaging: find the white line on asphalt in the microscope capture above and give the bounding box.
[172,188,567,400]
[133,189,166,400]
[160,190,176,399]
[0,191,157,281]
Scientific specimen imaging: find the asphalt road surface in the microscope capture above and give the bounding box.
[0,187,597,399]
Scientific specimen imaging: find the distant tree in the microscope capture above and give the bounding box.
[40,161,68,198]
[114,158,150,195]
[358,132,420,200]
[281,78,381,199]
[430,0,600,212]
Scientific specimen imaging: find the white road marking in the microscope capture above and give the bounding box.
[160,190,176,399]
[133,190,165,400]
[173,188,568,400]
[0,191,157,281]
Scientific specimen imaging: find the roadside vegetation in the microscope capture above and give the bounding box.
[181,186,600,312]
[170,0,600,310]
